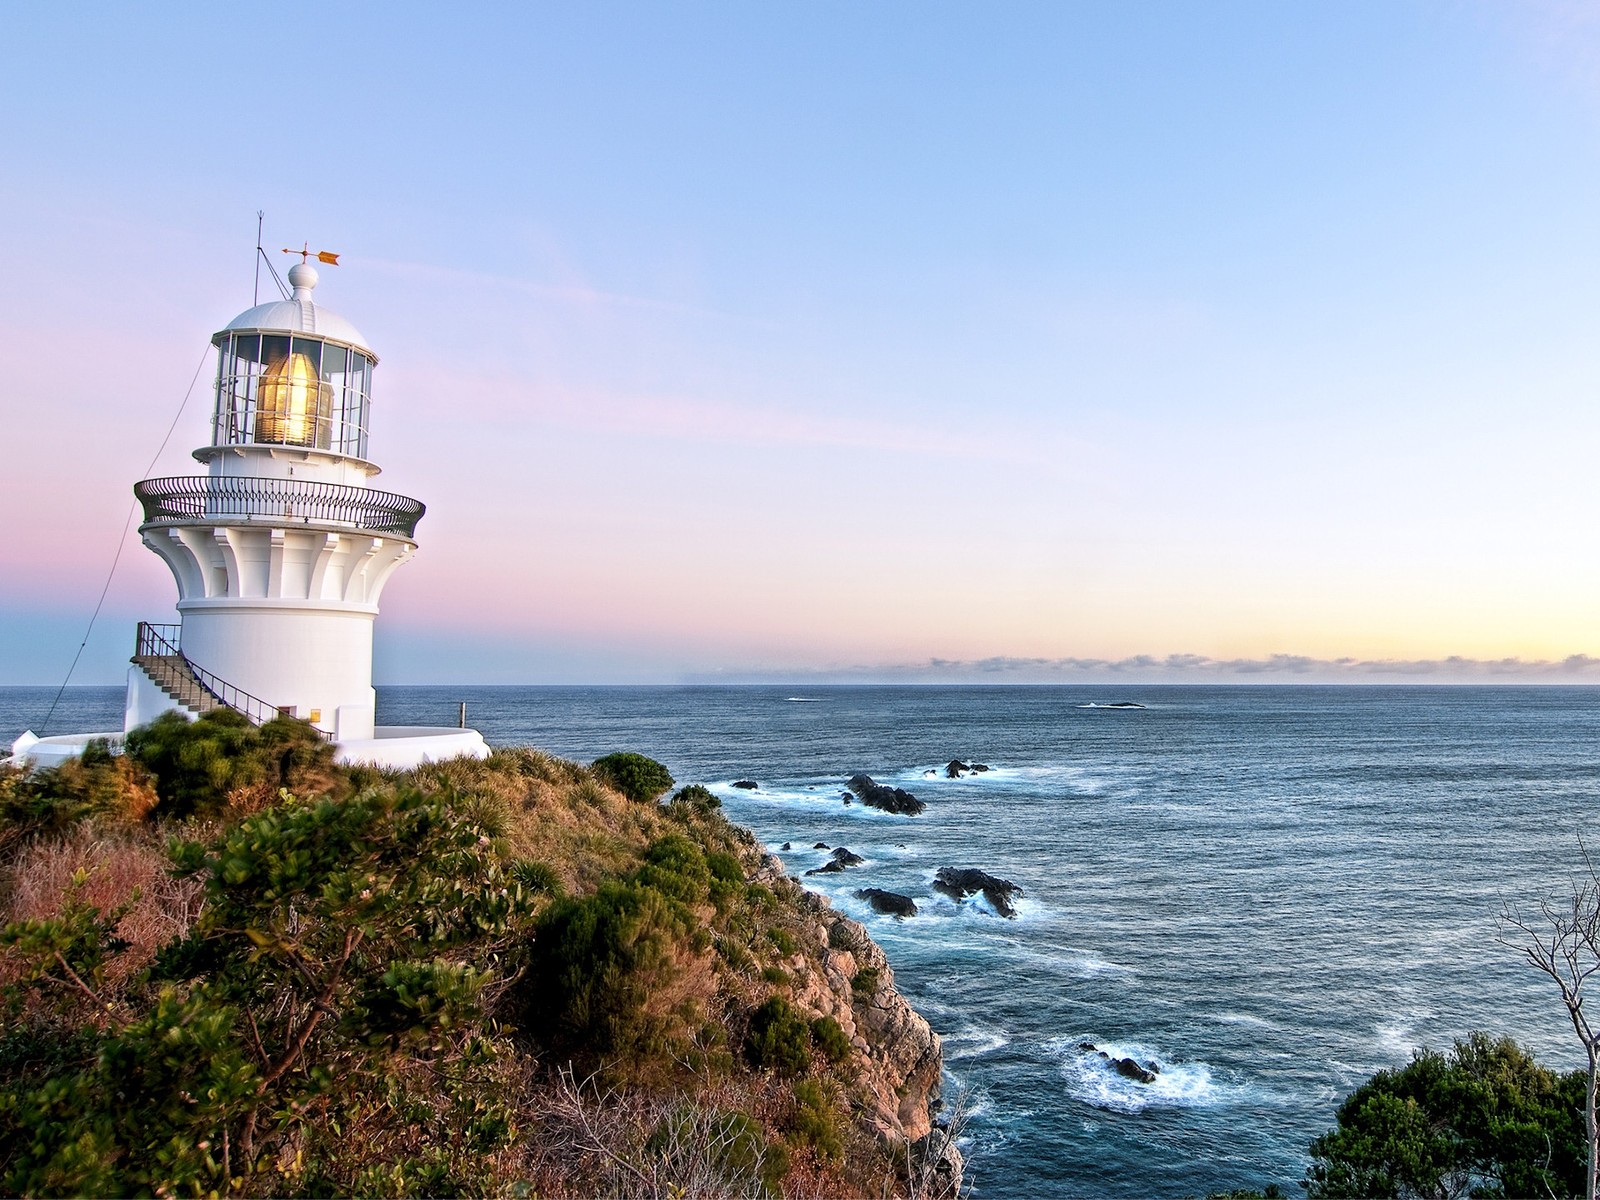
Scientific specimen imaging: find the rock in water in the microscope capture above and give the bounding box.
[945,759,970,778]
[813,842,830,850]
[847,773,927,815]
[805,861,846,876]
[731,779,760,789]
[831,847,865,866]
[1113,1056,1158,1083]
[857,888,918,917]
[780,841,792,851]
[932,866,1023,918]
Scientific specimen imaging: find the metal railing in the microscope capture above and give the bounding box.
[133,621,333,741]
[134,475,424,539]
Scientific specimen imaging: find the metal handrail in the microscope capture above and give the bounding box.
[133,621,333,741]
[134,475,424,539]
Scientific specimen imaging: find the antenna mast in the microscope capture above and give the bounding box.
[254,211,264,304]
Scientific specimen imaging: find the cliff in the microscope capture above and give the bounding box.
[0,720,961,1198]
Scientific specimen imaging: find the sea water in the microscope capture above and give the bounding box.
[5,684,1598,1197]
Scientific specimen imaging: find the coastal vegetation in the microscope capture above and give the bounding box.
[0,712,959,1198]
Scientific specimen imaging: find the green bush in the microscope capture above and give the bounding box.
[511,859,564,897]
[810,1016,851,1064]
[767,928,798,956]
[591,752,675,803]
[1304,1033,1585,1199]
[669,783,721,815]
[0,743,154,855]
[0,782,534,1197]
[851,966,879,998]
[123,709,344,817]
[746,997,812,1077]
[521,879,691,1071]
[787,1078,844,1162]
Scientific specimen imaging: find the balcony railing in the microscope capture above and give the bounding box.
[134,475,424,539]
[133,621,333,741]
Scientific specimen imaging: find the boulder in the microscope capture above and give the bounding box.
[813,842,830,850]
[1078,1043,1160,1084]
[732,779,760,789]
[857,888,917,918]
[945,759,970,778]
[932,867,1023,918]
[805,861,846,876]
[847,773,926,816]
[1113,1056,1158,1084]
[970,763,991,772]
[831,847,865,866]
[780,842,792,851]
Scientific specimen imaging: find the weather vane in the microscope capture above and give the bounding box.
[282,241,340,266]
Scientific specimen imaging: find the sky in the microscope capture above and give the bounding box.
[5,1,1600,684]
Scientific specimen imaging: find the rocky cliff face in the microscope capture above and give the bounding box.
[750,854,963,1189]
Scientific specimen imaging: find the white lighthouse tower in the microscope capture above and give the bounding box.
[116,257,487,768]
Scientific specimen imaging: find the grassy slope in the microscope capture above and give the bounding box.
[0,722,957,1198]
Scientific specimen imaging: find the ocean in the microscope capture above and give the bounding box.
[5,683,1598,1197]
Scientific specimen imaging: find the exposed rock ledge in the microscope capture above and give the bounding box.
[751,853,960,1187]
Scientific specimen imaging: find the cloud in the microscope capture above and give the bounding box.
[690,652,1600,684]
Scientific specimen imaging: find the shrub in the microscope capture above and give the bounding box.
[767,928,798,956]
[521,879,692,1071]
[0,782,535,1196]
[591,752,675,804]
[788,1079,845,1162]
[810,1016,851,1064]
[123,709,345,818]
[669,784,721,815]
[1304,1033,1585,1199]
[851,966,879,997]
[746,997,812,1077]
[0,746,156,857]
[511,860,564,897]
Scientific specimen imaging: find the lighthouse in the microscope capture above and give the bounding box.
[110,257,487,768]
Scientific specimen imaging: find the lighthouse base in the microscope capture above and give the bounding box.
[333,726,491,770]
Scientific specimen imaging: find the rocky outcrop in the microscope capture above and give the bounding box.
[783,902,947,1148]
[1078,1041,1161,1083]
[831,847,864,866]
[944,759,993,778]
[732,779,759,789]
[857,888,917,918]
[933,866,1023,918]
[846,774,926,815]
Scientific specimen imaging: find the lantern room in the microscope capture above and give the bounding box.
[207,262,376,463]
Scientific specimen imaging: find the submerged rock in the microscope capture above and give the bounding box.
[732,779,760,789]
[847,773,926,816]
[932,866,1023,918]
[857,888,917,918]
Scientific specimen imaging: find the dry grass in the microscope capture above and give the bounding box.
[1,823,203,985]
[411,750,675,894]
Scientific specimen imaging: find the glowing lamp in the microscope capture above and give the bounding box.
[256,351,331,447]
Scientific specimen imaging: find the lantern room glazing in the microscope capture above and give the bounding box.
[210,331,374,459]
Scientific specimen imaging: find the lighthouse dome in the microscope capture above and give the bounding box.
[217,262,373,356]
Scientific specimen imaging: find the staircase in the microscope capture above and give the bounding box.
[131,651,227,716]
[131,622,332,740]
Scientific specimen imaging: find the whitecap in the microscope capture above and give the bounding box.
[944,1025,1011,1061]
[1048,1036,1246,1114]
